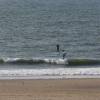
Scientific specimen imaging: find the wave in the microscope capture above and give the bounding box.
[0,57,100,66]
[68,59,100,66]
[0,58,68,65]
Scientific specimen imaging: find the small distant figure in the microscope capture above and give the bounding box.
[56,44,60,52]
[62,50,66,59]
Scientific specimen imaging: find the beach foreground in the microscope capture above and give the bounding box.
[0,79,100,100]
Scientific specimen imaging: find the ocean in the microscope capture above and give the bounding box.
[0,0,100,79]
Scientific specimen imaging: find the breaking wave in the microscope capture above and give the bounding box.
[0,57,68,65]
[0,57,100,66]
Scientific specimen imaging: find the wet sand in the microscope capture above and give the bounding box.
[0,79,100,100]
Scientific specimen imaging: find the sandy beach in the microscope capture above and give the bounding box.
[0,79,100,100]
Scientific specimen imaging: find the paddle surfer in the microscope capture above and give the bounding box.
[62,50,66,59]
[56,44,60,52]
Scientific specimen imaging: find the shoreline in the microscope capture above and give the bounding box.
[0,75,100,80]
[0,78,100,100]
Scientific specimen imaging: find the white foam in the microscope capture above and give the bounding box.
[44,58,68,64]
[0,67,100,79]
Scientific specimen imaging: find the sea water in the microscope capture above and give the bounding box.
[0,0,100,79]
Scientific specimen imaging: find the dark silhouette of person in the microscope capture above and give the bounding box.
[62,50,66,59]
[56,44,60,52]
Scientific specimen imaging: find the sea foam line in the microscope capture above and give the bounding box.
[0,68,100,79]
